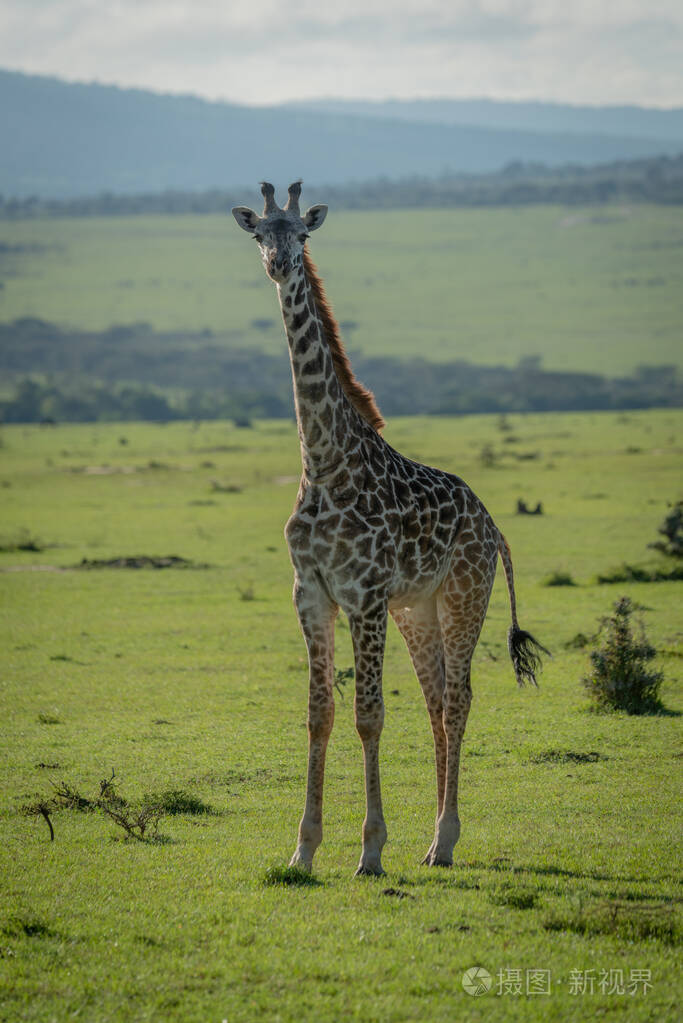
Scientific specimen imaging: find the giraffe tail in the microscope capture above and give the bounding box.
[497,533,550,687]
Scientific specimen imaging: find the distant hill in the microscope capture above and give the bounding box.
[3,152,682,219]
[284,98,683,142]
[1,70,682,199]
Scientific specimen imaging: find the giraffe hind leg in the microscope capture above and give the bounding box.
[426,544,498,867]
[391,599,447,865]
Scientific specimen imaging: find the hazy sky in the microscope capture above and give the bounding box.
[2,0,682,108]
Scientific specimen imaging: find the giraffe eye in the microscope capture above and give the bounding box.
[298,233,309,243]
[253,233,263,243]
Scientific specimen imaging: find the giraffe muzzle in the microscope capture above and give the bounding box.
[268,256,291,282]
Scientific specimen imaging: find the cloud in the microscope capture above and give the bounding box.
[0,0,681,105]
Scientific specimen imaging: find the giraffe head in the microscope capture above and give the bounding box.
[232,182,328,284]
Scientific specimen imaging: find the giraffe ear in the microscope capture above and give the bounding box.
[303,205,328,232]
[231,207,261,233]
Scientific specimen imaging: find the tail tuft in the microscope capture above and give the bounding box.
[508,627,551,688]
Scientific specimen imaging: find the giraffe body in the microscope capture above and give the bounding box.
[232,183,547,874]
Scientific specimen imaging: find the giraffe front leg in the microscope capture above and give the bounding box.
[289,581,337,872]
[349,608,388,877]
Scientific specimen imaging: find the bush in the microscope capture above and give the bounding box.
[597,562,683,583]
[542,570,577,587]
[649,501,683,558]
[582,597,664,714]
[143,789,212,815]
[262,864,320,887]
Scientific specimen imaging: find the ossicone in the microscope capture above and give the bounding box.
[285,180,302,214]
[260,181,278,215]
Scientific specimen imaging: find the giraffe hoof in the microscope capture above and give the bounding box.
[355,862,386,878]
[421,849,452,868]
[288,851,313,872]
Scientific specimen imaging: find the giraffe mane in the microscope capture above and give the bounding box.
[303,247,385,433]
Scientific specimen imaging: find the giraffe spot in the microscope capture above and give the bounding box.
[314,513,341,543]
[339,510,364,538]
[301,350,325,377]
[403,513,421,540]
[356,536,374,561]
[334,421,347,445]
[300,381,326,402]
[328,377,343,400]
[399,544,418,576]
[385,511,401,532]
[292,308,309,332]
[357,492,382,518]
[330,488,355,509]
[331,539,352,568]
[394,479,411,504]
[303,319,319,341]
[419,532,435,557]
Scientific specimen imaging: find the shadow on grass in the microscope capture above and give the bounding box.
[544,898,680,945]
[110,833,176,845]
[489,882,539,909]
[407,858,675,889]
[1,914,59,939]
[143,789,214,816]
[583,702,681,718]
[462,860,675,885]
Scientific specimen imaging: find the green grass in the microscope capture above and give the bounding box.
[0,410,681,1022]
[1,204,682,374]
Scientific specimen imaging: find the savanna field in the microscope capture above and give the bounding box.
[1,410,681,1023]
[1,204,682,375]
[0,204,682,1021]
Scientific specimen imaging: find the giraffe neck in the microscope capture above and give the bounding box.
[277,261,364,482]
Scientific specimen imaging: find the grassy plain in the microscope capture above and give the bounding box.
[1,204,682,375]
[1,409,681,1022]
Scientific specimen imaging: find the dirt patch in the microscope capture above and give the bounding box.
[76,555,209,570]
[382,888,415,900]
[529,750,605,765]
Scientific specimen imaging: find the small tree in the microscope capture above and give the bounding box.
[583,597,664,714]
[649,501,683,558]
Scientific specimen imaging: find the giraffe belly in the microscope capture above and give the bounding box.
[289,515,455,614]
[287,470,468,614]
[386,549,455,610]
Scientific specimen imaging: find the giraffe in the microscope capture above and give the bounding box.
[232,181,548,876]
